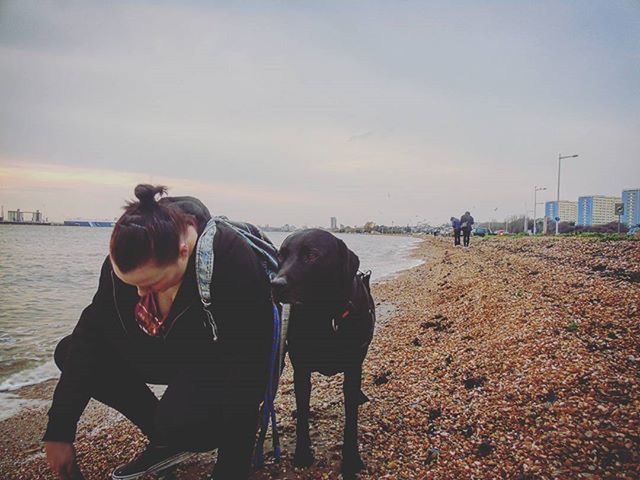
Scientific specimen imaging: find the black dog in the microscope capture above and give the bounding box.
[271,229,376,478]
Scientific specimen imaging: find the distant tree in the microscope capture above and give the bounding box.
[558,221,575,234]
[574,221,628,234]
[363,221,376,233]
[507,215,526,234]
[533,219,544,234]
[543,220,576,235]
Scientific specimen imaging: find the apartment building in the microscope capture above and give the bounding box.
[577,195,621,226]
[545,200,578,223]
[621,188,640,227]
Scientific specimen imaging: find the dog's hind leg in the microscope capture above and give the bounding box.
[293,368,315,468]
[342,365,366,478]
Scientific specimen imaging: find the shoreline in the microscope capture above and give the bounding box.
[2,236,638,479]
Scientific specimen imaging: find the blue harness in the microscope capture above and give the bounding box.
[195,217,284,467]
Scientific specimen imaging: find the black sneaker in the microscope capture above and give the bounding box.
[111,444,194,480]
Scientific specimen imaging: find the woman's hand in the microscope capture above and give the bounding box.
[45,441,84,479]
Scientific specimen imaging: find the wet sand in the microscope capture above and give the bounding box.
[1,236,638,479]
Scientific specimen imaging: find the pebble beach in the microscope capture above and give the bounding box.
[1,235,638,479]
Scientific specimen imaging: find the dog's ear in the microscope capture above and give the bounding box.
[337,238,360,291]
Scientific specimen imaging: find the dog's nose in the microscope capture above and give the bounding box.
[271,276,288,302]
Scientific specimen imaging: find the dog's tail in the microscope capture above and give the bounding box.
[358,389,370,405]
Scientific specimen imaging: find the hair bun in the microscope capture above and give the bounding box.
[134,184,167,208]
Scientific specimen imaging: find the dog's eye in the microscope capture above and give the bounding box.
[304,250,319,263]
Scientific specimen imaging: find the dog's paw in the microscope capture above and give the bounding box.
[341,454,365,477]
[293,447,315,468]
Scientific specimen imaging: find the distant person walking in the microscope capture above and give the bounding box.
[460,211,474,248]
[450,217,461,246]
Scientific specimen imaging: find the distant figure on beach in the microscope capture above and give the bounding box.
[450,217,461,246]
[43,185,274,480]
[460,211,474,248]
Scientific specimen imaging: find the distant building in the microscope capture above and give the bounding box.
[3,208,47,224]
[577,195,621,226]
[7,209,24,222]
[622,188,640,226]
[545,201,577,223]
[330,217,337,229]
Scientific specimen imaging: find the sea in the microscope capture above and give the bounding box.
[0,226,422,419]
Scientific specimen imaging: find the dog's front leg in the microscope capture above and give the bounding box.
[293,368,315,467]
[342,365,366,478]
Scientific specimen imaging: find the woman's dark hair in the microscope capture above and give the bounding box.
[110,184,195,273]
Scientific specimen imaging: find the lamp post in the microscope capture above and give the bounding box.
[489,207,498,232]
[533,186,546,235]
[555,153,579,235]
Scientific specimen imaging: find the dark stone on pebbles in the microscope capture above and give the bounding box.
[424,447,440,465]
[464,376,486,389]
[373,371,391,385]
[477,441,494,457]
[542,390,557,404]
[428,408,442,421]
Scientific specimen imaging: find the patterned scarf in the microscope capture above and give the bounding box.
[134,293,168,337]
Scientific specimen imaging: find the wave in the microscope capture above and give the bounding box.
[0,392,50,422]
[0,361,58,392]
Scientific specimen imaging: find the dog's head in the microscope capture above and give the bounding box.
[272,228,359,305]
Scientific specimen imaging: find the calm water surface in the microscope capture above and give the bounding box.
[0,226,422,392]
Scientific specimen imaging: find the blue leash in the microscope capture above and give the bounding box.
[221,221,282,467]
[200,218,282,468]
[253,302,282,468]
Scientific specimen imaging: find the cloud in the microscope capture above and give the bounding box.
[347,130,375,143]
[0,1,638,225]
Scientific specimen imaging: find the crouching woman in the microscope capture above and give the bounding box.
[43,184,273,480]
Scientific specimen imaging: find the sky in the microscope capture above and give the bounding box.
[1,0,639,227]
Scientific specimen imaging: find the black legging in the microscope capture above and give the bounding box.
[54,336,259,477]
[462,228,471,247]
[453,229,461,246]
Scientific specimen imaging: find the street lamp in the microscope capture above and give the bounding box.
[555,153,579,235]
[533,186,546,235]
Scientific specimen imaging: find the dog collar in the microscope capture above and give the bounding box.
[331,304,353,332]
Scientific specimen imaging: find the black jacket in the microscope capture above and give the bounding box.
[44,198,273,442]
[460,213,474,231]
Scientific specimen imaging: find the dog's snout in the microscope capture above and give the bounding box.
[271,276,288,301]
